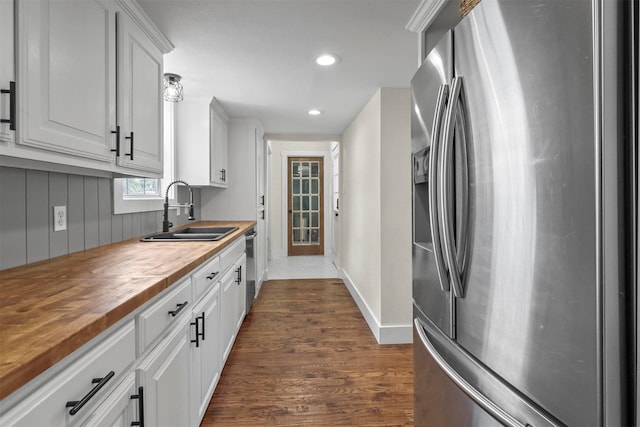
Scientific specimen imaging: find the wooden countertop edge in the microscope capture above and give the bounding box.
[0,220,256,400]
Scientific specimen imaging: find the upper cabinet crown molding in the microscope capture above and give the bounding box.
[406,0,450,33]
[115,0,173,54]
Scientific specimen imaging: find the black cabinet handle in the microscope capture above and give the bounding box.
[66,371,115,415]
[1,81,16,131]
[125,131,134,160]
[130,386,144,427]
[260,210,265,220]
[190,318,200,347]
[111,125,120,157]
[235,265,242,284]
[206,271,219,280]
[260,195,265,206]
[191,312,205,347]
[168,301,188,317]
[199,312,205,341]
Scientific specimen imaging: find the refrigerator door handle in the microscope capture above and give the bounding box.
[439,76,469,298]
[427,84,451,293]
[414,318,526,427]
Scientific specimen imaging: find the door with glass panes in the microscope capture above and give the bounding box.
[288,157,324,255]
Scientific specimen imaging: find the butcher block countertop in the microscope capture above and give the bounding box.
[0,220,256,400]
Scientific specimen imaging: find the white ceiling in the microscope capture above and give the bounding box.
[137,0,420,135]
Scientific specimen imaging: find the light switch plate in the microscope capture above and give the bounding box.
[53,206,67,232]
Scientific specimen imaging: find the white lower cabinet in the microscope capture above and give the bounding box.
[190,283,222,423]
[137,315,192,427]
[220,266,238,365]
[0,236,248,427]
[221,253,247,364]
[0,320,136,427]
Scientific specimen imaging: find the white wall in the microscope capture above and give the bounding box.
[380,89,412,327]
[267,140,335,260]
[341,90,383,322]
[340,88,412,344]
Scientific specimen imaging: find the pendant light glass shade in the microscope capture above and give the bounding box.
[163,73,183,102]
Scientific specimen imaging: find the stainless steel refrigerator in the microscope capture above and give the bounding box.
[411,0,636,426]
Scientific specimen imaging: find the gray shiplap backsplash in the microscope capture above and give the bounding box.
[0,166,201,270]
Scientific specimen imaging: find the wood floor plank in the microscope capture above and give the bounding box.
[201,279,414,426]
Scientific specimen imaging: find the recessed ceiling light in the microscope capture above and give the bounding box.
[308,109,322,116]
[315,54,340,66]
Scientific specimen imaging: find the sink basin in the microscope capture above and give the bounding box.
[141,226,239,242]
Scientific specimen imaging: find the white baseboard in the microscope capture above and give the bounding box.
[340,270,412,345]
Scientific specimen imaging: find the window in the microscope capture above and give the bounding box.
[113,102,175,214]
[123,177,160,198]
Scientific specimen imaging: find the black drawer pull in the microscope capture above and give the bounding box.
[168,301,188,317]
[130,386,144,427]
[1,81,16,131]
[66,371,115,415]
[206,271,219,280]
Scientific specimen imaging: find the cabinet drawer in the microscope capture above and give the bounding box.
[0,320,136,427]
[138,278,192,353]
[219,237,245,273]
[192,256,220,301]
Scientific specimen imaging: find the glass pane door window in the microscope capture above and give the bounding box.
[288,157,324,255]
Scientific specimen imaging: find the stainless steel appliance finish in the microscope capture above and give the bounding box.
[411,0,633,426]
[245,228,257,314]
[411,33,453,337]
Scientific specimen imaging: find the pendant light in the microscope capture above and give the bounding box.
[163,73,183,102]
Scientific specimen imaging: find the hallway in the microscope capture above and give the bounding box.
[266,256,340,280]
[201,278,414,426]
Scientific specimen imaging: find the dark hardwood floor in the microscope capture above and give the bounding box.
[201,279,414,426]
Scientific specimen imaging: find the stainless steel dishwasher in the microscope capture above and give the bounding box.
[245,228,257,314]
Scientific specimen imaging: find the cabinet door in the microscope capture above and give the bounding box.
[235,254,247,331]
[81,373,137,427]
[209,100,228,187]
[117,11,163,175]
[0,0,14,144]
[137,318,191,427]
[175,98,212,186]
[16,0,116,162]
[220,267,237,363]
[190,283,221,423]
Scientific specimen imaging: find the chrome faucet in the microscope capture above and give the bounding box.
[163,180,195,232]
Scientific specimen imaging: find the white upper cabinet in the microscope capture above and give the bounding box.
[2,0,171,177]
[115,9,164,175]
[0,0,15,144]
[176,97,229,187]
[16,0,117,163]
[209,98,229,187]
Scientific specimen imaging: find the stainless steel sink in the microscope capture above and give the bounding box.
[141,226,239,242]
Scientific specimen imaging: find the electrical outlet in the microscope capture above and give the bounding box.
[53,206,67,232]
